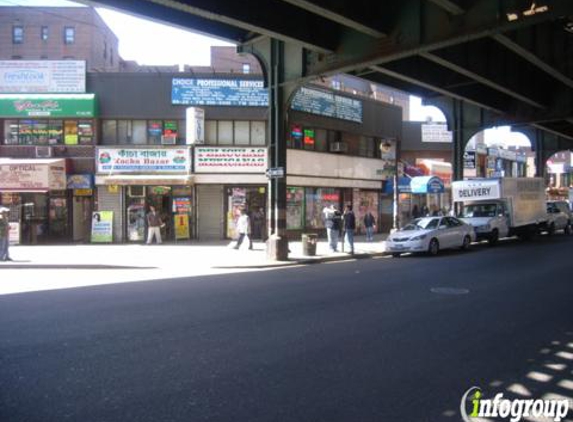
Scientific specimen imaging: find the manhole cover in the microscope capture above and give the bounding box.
[430,287,470,295]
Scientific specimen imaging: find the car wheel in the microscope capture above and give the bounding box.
[428,238,439,256]
[488,229,499,246]
[461,235,471,250]
[565,223,572,235]
[392,253,401,258]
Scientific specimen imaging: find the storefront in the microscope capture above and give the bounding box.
[94,147,193,243]
[0,158,68,244]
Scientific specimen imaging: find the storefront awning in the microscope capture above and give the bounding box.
[0,158,66,191]
[95,174,193,186]
[410,176,445,194]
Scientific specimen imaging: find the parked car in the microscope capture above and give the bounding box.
[545,200,572,235]
[386,216,476,257]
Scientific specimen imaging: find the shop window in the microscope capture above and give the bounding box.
[289,124,303,149]
[177,120,186,144]
[48,120,63,144]
[234,121,250,145]
[64,121,78,145]
[287,187,305,230]
[132,120,147,144]
[315,129,327,152]
[148,120,162,145]
[41,26,49,41]
[64,27,75,44]
[303,128,315,150]
[218,121,233,144]
[163,120,178,144]
[102,120,117,145]
[4,120,19,145]
[13,26,23,44]
[205,120,217,144]
[251,121,266,145]
[305,187,340,229]
[78,120,93,145]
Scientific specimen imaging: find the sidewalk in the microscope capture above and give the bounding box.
[0,234,389,295]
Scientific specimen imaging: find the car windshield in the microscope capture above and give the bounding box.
[461,204,497,218]
[401,217,440,231]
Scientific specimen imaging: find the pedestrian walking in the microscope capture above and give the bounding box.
[323,204,340,252]
[0,207,12,261]
[343,204,356,254]
[234,208,253,250]
[363,210,376,242]
[146,205,163,244]
[252,207,265,240]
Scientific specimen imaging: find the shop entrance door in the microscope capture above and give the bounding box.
[72,196,92,242]
[197,185,223,240]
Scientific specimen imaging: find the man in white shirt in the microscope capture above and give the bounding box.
[234,209,253,250]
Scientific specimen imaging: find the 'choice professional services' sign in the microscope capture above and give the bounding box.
[172,78,268,107]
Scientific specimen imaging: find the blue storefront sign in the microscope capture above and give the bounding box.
[384,177,412,194]
[171,78,268,107]
[67,174,93,189]
[410,176,445,194]
[291,86,363,123]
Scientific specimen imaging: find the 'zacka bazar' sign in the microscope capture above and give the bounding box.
[96,148,191,173]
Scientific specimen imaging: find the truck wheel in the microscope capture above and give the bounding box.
[428,238,439,256]
[488,229,499,246]
[461,235,471,250]
[547,223,555,236]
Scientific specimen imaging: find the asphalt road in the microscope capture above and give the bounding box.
[1,235,572,422]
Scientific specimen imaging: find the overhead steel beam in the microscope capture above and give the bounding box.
[492,33,573,89]
[419,51,547,108]
[278,0,385,38]
[80,0,337,53]
[426,0,465,15]
[368,65,503,113]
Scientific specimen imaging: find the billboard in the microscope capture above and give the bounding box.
[0,60,86,93]
[172,78,268,106]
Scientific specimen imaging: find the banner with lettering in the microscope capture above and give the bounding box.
[194,147,267,173]
[96,148,191,173]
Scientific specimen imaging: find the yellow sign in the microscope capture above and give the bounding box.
[74,189,93,196]
[107,185,119,194]
[174,214,190,240]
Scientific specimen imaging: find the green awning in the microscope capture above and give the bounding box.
[0,94,96,118]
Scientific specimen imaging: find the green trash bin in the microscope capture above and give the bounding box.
[302,233,318,256]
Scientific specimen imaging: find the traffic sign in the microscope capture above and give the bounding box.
[266,167,285,178]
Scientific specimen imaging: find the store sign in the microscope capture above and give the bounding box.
[91,211,113,243]
[0,94,96,117]
[421,123,453,143]
[8,222,20,245]
[0,60,86,93]
[172,78,268,107]
[174,214,190,240]
[464,151,476,169]
[194,147,267,173]
[67,174,93,189]
[291,87,363,123]
[0,159,66,191]
[186,107,205,144]
[96,148,191,173]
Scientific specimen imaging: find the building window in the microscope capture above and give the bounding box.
[110,48,114,66]
[218,121,233,145]
[13,26,24,44]
[41,26,49,41]
[250,121,266,145]
[234,121,250,145]
[103,42,107,59]
[64,27,75,44]
[205,121,217,144]
[242,63,251,74]
[358,136,375,157]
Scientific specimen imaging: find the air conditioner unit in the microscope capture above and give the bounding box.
[161,135,177,145]
[128,186,146,198]
[329,142,348,153]
[35,146,52,158]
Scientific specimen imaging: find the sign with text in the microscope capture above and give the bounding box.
[96,148,191,173]
[194,147,267,173]
[172,78,268,106]
[0,159,66,191]
[0,94,95,117]
[421,123,453,143]
[0,60,86,93]
[91,211,113,243]
[291,87,363,123]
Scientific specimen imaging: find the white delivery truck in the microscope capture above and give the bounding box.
[452,178,547,244]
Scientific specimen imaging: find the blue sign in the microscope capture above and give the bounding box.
[291,87,363,123]
[67,174,93,189]
[171,78,268,107]
[410,176,445,194]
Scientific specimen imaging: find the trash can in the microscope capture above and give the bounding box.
[301,233,318,256]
